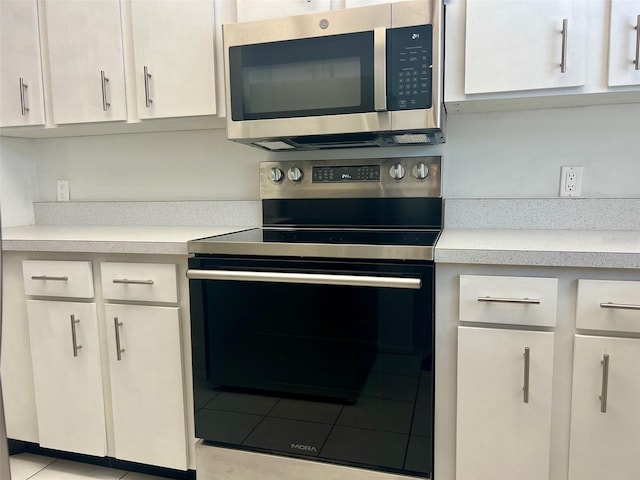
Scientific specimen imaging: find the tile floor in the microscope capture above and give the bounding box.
[9,453,171,480]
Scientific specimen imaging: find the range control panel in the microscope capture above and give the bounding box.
[312,165,380,183]
[260,157,442,199]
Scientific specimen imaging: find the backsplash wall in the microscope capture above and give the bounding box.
[33,102,640,202]
[1,102,639,225]
[0,137,38,227]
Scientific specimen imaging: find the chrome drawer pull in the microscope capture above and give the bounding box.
[100,70,110,111]
[112,278,154,285]
[635,15,639,70]
[560,18,568,73]
[523,347,530,404]
[114,317,125,361]
[70,314,82,357]
[31,275,69,281]
[19,77,29,115]
[600,302,640,311]
[477,296,541,305]
[144,66,153,107]
[600,354,610,413]
[187,269,421,290]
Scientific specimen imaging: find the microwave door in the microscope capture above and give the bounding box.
[223,5,392,142]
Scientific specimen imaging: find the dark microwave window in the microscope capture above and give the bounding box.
[229,32,374,121]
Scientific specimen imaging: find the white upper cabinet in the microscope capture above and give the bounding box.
[0,0,45,127]
[445,0,640,112]
[608,0,640,86]
[236,0,331,22]
[464,0,587,94]
[129,0,216,119]
[43,0,127,124]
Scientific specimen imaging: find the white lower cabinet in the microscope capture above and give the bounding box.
[26,300,107,456]
[456,326,555,480]
[568,335,640,480]
[104,303,187,470]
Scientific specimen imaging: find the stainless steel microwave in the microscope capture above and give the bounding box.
[223,0,444,151]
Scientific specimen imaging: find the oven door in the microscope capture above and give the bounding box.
[188,255,434,477]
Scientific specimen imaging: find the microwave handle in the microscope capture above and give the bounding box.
[374,27,387,112]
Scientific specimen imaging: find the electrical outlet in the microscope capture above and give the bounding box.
[560,166,582,197]
[56,180,70,202]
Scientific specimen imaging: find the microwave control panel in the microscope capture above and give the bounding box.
[387,24,433,111]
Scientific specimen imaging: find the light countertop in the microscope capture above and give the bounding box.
[1,225,253,255]
[435,229,640,269]
[3,225,640,269]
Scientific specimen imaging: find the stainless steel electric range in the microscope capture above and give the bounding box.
[187,156,442,479]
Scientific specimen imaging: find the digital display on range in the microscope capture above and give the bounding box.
[312,165,380,183]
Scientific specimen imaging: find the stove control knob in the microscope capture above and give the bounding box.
[389,163,406,180]
[269,167,284,183]
[288,166,303,182]
[412,162,430,180]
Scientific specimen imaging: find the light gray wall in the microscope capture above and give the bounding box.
[32,102,640,202]
[0,137,38,227]
[34,128,265,202]
[2,102,639,211]
[442,102,640,198]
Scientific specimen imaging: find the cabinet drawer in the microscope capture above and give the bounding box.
[22,260,94,298]
[101,263,178,303]
[576,280,640,333]
[459,275,558,327]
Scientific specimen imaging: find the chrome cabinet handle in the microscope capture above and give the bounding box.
[112,278,154,285]
[635,15,639,70]
[600,302,640,311]
[187,269,421,290]
[560,18,568,73]
[477,296,541,305]
[373,27,387,112]
[31,275,69,281]
[70,314,82,357]
[600,354,610,413]
[19,77,29,115]
[100,70,110,111]
[114,317,125,361]
[523,347,530,404]
[144,66,153,107]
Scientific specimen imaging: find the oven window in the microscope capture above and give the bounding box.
[229,32,374,121]
[190,257,433,477]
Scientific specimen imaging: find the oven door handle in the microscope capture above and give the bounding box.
[187,269,421,290]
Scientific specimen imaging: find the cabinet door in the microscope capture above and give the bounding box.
[26,300,107,456]
[456,326,555,480]
[44,0,126,124]
[0,0,45,126]
[130,0,216,119]
[464,0,587,94]
[568,335,640,480]
[236,0,331,22]
[104,304,188,470]
[608,0,640,86]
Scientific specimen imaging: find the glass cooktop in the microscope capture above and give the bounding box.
[188,228,440,261]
